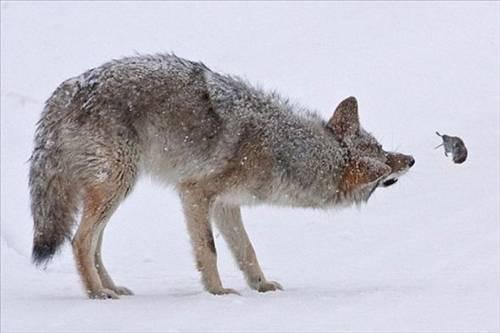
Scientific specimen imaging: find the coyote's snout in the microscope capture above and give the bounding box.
[29,54,414,299]
[382,152,415,187]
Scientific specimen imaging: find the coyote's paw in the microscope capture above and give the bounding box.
[208,287,241,296]
[112,286,134,296]
[88,288,120,300]
[257,280,283,293]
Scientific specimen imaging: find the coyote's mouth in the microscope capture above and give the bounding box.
[380,166,411,188]
[381,178,398,187]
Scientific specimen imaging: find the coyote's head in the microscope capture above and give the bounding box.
[327,97,414,198]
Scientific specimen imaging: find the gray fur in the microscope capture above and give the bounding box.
[29,53,414,297]
[435,131,468,164]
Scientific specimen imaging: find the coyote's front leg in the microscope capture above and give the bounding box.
[212,203,283,292]
[178,184,239,295]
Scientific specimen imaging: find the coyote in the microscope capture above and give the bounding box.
[29,54,414,299]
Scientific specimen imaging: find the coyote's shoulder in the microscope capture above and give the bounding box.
[29,53,414,298]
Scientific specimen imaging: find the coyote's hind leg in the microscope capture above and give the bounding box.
[95,231,134,296]
[72,162,136,299]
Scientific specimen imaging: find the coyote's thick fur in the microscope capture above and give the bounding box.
[29,54,414,299]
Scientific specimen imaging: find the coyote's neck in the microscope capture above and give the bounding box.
[204,70,377,208]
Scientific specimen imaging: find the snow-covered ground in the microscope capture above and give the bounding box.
[1,2,499,332]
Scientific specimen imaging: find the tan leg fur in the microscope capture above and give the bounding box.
[179,183,239,295]
[212,202,282,292]
[95,231,134,296]
[72,182,132,299]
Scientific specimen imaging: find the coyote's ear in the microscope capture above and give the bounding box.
[339,157,391,192]
[327,96,360,139]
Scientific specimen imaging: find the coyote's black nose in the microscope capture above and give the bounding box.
[409,157,415,167]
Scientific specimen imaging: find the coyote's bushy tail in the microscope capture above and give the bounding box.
[29,87,79,266]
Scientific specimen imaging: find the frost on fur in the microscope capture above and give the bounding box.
[29,53,414,297]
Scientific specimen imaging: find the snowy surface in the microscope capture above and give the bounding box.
[1,2,499,332]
